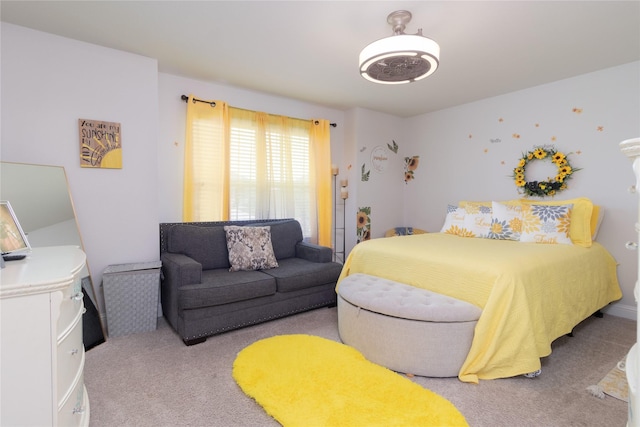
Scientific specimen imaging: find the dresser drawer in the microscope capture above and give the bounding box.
[57,273,84,332]
[57,309,84,401]
[58,373,89,427]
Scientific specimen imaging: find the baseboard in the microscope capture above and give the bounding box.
[602,302,637,321]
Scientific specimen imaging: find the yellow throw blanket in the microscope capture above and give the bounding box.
[338,233,622,383]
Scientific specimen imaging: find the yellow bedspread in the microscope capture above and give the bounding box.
[338,233,622,383]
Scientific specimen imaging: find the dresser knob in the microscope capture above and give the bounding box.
[70,348,79,356]
[625,241,638,250]
[71,292,84,301]
[72,406,85,415]
[629,185,637,193]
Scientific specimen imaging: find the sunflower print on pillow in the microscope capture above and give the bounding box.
[489,202,523,240]
[520,204,573,244]
[440,205,474,237]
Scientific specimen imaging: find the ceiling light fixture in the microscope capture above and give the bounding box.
[359,10,440,85]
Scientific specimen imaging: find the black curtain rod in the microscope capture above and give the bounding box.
[181,95,337,127]
[181,94,216,107]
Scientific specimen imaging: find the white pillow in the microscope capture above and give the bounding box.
[489,201,522,241]
[463,203,492,238]
[520,204,573,244]
[440,205,473,237]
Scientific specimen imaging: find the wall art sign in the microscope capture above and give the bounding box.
[371,146,388,173]
[79,118,122,169]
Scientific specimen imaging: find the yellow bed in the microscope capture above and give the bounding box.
[337,233,622,383]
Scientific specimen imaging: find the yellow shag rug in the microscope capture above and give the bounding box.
[233,334,469,427]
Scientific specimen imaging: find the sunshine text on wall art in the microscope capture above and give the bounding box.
[79,118,122,169]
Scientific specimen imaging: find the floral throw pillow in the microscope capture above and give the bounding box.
[489,201,523,241]
[520,204,573,244]
[463,203,492,238]
[224,226,279,272]
[440,205,474,237]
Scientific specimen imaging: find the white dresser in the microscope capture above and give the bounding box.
[621,137,640,427]
[1,246,90,427]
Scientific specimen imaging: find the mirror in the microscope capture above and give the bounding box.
[0,161,106,345]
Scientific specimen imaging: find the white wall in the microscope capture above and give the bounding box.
[347,108,407,243]
[401,62,640,318]
[1,23,160,315]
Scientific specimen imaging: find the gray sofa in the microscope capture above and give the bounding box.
[159,218,342,345]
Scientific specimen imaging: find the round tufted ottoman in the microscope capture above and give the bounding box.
[337,273,482,377]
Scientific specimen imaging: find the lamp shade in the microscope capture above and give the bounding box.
[359,34,440,84]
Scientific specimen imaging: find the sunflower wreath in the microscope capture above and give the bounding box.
[513,146,579,197]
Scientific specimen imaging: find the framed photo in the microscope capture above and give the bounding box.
[0,201,31,256]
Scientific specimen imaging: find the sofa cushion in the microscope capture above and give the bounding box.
[264,257,343,293]
[168,224,230,270]
[179,269,276,310]
[250,220,303,260]
[224,225,279,272]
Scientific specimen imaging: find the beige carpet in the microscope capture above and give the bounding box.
[85,308,635,427]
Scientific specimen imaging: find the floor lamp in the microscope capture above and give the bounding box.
[338,179,348,263]
[331,163,348,263]
[332,165,339,262]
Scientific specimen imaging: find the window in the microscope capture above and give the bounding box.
[184,98,332,246]
[228,112,313,237]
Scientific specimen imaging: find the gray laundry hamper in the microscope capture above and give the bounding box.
[103,261,162,337]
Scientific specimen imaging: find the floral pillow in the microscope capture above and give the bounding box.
[440,205,474,237]
[463,203,492,238]
[520,204,573,244]
[489,201,523,241]
[520,197,593,247]
[224,226,279,272]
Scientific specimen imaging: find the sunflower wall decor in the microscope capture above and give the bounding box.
[356,207,371,243]
[404,156,419,183]
[513,146,579,197]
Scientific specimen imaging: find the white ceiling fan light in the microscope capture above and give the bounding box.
[359,10,440,84]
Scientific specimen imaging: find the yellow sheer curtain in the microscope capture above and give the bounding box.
[183,97,332,243]
[183,95,229,221]
[310,119,332,247]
